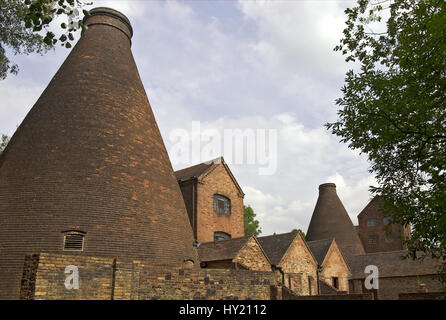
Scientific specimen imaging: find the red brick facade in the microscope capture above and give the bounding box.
[357,197,411,253]
[197,164,244,242]
[176,158,244,243]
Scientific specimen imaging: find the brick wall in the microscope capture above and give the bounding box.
[178,179,197,238]
[282,286,373,300]
[205,260,233,269]
[21,253,277,300]
[349,275,444,300]
[319,280,341,294]
[196,165,244,242]
[399,292,446,300]
[0,8,198,299]
[357,198,410,253]
[233,237,272,271]
[279,235,318,295]
[319,243,350,292]
[21,253,116,300]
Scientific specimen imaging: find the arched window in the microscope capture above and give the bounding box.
[214,231,231,241]
[213,194,231,215]
[367,218,379,227]
[63,231,85,251]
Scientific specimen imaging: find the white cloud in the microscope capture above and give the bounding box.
[164,112,375,236]
[238,0,355,76]
[326,172,378,225]
[86,0,148,18]
[0,82,44,135]
[243,185,312,235]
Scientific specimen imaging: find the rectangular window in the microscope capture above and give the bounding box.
[332,277,339,289]
[367,218,379,226]
[64,232,85,251]
[218,199,225,211]
[213,194,231,215]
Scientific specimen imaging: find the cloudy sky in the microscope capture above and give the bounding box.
[0,0,378,235]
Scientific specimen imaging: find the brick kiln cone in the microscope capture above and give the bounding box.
[306,183,365,262]
[0,7,198,299]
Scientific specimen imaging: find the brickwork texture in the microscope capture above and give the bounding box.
[196,164,244,242]
[21,253,276,300]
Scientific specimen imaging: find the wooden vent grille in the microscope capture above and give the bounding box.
[64,233,84,251]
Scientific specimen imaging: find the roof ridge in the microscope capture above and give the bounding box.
[174,157,222,173]
[307,238,333,244]
[355,250,408,257]
[357,195,380,218]
[257,231,297,239]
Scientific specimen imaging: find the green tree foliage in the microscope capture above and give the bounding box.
[328,0,446,282]
[0,134,10,154]
[244,205,262,236]
[0,0,90,80]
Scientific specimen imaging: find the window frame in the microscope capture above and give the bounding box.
[63,231,86,252]
[213,194,231,215]
[367,218,379,227]
[214,231,231,241]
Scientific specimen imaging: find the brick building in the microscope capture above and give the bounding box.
[258,231,318,296]
[305,183,444,299]
[0,7,443,300]
[197,236,271,271]
[307,238,350,293]
[349,251,443,299]
[175,157,245,242]
[356,197,411,253]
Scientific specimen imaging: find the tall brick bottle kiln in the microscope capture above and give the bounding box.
[306,183,365,262]
[0,8,198,299]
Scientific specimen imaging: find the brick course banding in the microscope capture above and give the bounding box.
[0,7,197,299]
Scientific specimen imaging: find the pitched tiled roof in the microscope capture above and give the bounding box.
[174,157,245,196]
[357,196,380,218]
[198,236,252,262]
[307,238,333,265]
[349,250,442,279]
[257,231,298,266]
[174,158,220,181]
